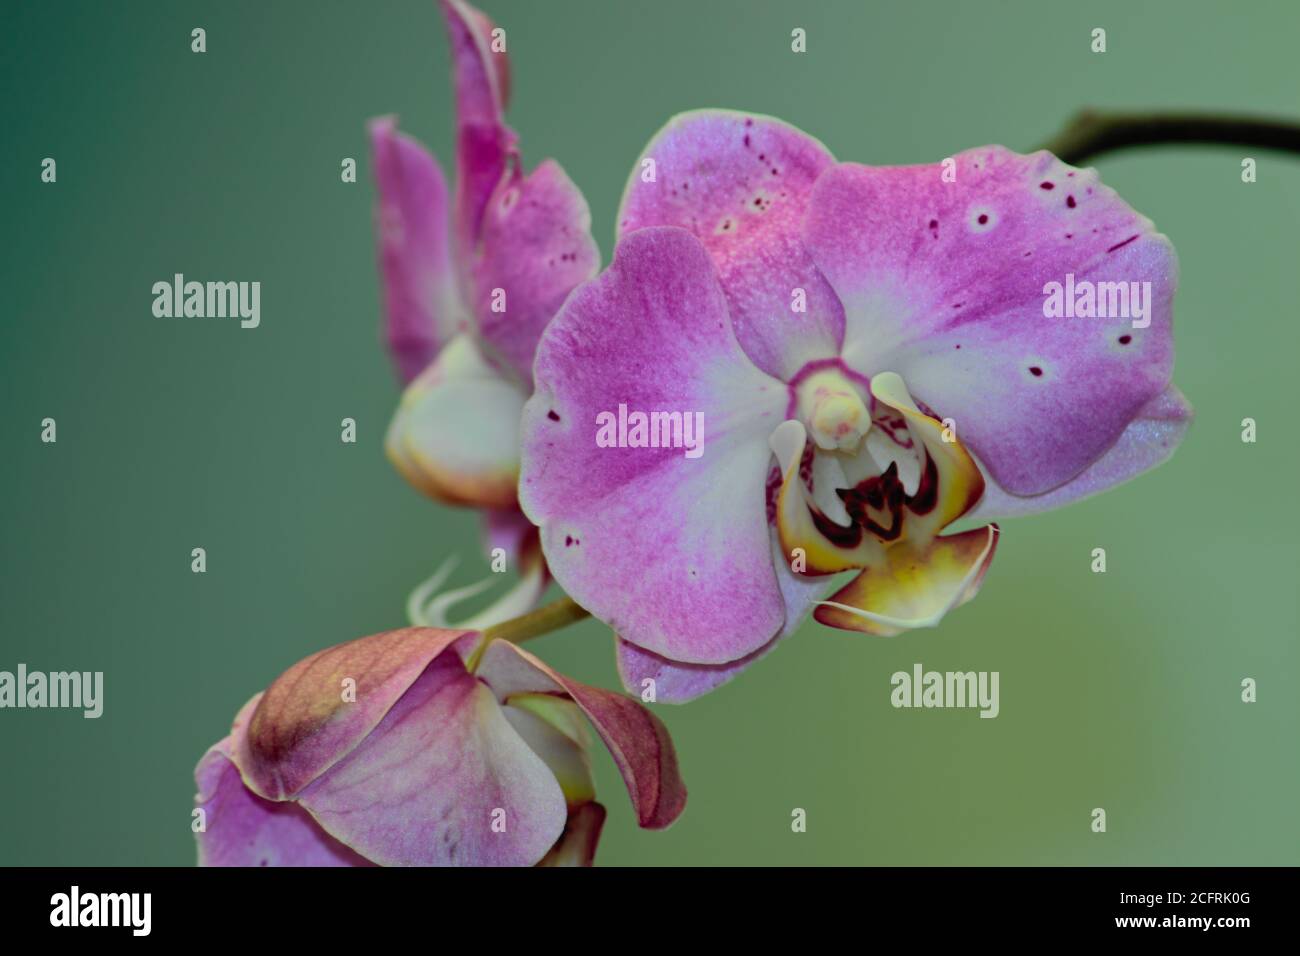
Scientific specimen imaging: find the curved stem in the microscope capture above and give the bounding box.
[1036,109,1300,165]
[479,595,590,647]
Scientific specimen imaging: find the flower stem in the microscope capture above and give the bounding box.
[1036,109,1300,165]
[479,596,591,647]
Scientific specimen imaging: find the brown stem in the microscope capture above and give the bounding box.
[1036,109,1300,165]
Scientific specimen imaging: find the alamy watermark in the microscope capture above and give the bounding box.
[1042,273,1151,328]
[891,663,999,718]
[0,664,103,718]
[152,273,260,329]
[595,404,704,459]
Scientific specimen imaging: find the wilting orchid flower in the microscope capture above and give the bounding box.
[195,626,685,866]
[518,111,1189,702]
[371,0,598,623]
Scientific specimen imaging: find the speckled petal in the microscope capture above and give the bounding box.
[470,159,600,383]
[971,384,1192,518]
[296,649,568,867]
[232,627,471,801]
[618,110,843,380]
[194,731,372,867]
[385,333,525,510]
[805,148,1179,496]
[477,640,687,830]
[369,117,463,383]
[519,227,788,664]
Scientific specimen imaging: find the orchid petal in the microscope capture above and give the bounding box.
[618,110,843,379]
[295,649,568,866]
[369,117,462,383]
[477,640,688,829]
[385,333,525,510]
[519,226,788,664]
[971,384,1192,518]
[615,533,830,703]
[537,802,606,867]
[503,693,596,808]
[442,0,515,257]
[195,733,372,867]
[233,627,470,800]
[804,148,1178,496]
[470,158,600,383]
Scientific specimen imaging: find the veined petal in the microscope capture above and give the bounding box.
[233,627,471,801]
[296,649,568,867]
[618,110,843,379]
[195,734,372,867]
[369,117,463,383]
[971,384,1192,519]
[805,148,1179,496]
[814,524,999,636]
[537,802,606,867]
[385,333,526,510]
[470,159,600,384]
[477,640,687,830]
[519,227,789,664]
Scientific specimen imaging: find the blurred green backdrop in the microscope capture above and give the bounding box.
[2,0,1297,866]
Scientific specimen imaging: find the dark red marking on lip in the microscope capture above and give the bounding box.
[1107,234,1140,253]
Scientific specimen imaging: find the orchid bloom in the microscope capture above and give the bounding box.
[371,0,597,622]
[195,626,685,866]
[518,111,1189,703]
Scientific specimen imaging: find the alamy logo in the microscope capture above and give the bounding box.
[891,663,999,718]
[1042,273,1152,328]
[152,273,261,328]
[0,664,103,718]
[596,404,704,459]
[50,886,150,936]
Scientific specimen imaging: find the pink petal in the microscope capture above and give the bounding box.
[971,384,1192,518]
[194,734,373,867]
[469,159,599,383]
[519,227,788,664]
[615,534,830,703]
[618,110,843,380]
[369,117,461,384]
[233,627,470,800]
[442,0,515,257]
[296,649,569,866]
[482,506,537,564]
[477,640,687,830]
[804,148,1179,496]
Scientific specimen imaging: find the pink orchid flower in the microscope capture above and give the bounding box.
[195,626,685,866]
[518,111,1189,703]
[371,0,597,613]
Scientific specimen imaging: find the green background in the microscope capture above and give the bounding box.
[2,0,1297,866]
